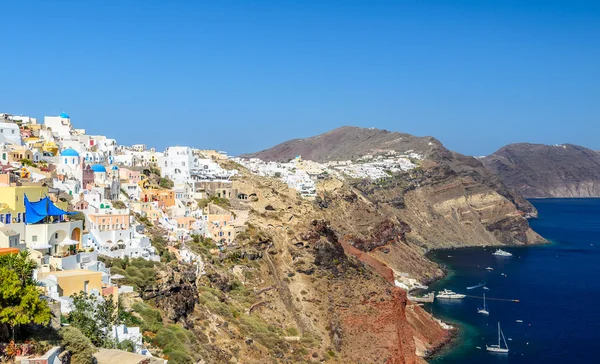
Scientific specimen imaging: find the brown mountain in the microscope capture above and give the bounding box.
[243,126,537,216]
[481,143,600,198]
[241,126,446,162]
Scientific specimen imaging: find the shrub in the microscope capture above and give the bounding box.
[59,326,97,364]
[159,177,174,189]
[286,327,299,336]
[117,339,136,353]
[132,302,163,333]
[166,350,193,363]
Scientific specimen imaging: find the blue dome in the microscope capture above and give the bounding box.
[91,164,107,173]
[111,165,119,170]
[60,148,79,157]
[59,112,70,118]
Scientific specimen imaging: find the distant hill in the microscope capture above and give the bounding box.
[241,126,446,162]
[481,143,600,198]
[242,126,538,217]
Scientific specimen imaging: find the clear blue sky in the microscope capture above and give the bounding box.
[2,1,599,156]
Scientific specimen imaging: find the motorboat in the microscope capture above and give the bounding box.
[493,249,512,257]
[436,289,466,299]
[467,282,485,290]
[486,267,494,271]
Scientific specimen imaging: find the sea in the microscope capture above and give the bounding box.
[426,198,600,363]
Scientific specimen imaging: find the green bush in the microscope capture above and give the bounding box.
[159,177,174,189]
[117,339,136,353]
[59,326,97,364]
[165,350,193,363]
[132,302,163,333]
[286,327,299,336]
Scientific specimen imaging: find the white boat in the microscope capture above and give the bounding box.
[516,320,523,323]
[486,267,494,271]
[467,282,485,290]
[486,322,509,353]
[483,286,490,290]
[493,249,512,257]
[477,293,489,315]
[436,289,466,299]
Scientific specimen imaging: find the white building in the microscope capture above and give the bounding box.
[8,115,37,125]
[160,146,197,184]
[0,122,22,145]
[56,148,83,182]
[44,113,74,138]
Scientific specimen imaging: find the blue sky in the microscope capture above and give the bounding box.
[2,1,599,156]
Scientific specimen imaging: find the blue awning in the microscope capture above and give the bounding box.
[24,195,79,225]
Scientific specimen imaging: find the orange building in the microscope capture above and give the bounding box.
[141,188,175,209]
[207,213,235,245]
[175,216,195,230]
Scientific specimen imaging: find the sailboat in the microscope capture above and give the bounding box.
[486,322,509,353]
[477,293,489,315]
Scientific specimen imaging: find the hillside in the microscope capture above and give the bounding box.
[242,126,446,162]
[481,143,600,198]
[243,126,537,216]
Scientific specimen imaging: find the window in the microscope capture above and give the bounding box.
[84,280,89,293]
[11,130,14,134]
[55,233,58,239]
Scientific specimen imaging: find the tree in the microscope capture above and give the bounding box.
[68,292,117,348]
[0,251,37,286]
[59,326,97,364]
[0,253,51,339]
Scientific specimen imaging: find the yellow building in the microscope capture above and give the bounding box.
[42,141,59,156]
[40,270,103,297]
[0,185,48,215]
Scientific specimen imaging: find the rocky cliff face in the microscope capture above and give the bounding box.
[136,128,548,363]
[481,143,600,198]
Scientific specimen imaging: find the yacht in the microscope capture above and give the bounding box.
[486,322,509,353]
[493,249,512,257]
[486,267,494,271]
[477,293,489,315]
[436,289,466,299]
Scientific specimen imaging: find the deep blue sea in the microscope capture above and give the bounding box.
[427,198,600,363]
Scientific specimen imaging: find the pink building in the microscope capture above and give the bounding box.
[119,168,141,183]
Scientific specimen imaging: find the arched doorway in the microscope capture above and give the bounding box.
[71,227,81,242]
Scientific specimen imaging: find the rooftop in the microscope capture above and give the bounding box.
[61,148,79,157]
[39,270,102,278]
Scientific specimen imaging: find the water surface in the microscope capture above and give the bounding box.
[427,198,600,363]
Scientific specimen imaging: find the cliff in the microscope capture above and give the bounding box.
[124,127,547,363]
[481,143,600,198]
